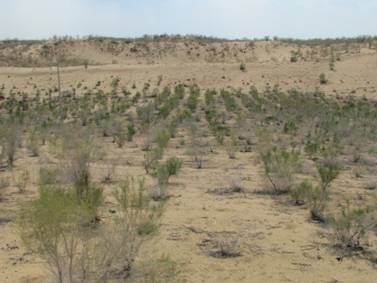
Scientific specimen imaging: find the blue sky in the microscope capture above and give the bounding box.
[1,0,376,39]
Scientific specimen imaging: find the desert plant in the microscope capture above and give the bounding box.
[127,123,136,141]
[260,147,301,194]
[136,256,180,283]
[240,62,246,72]
[101,162,116,184]
[0,122,22,168]
[319,73,328,84]
[14,169,30,193]
[186,86,200,112]
[17,186,94,283]
[165,157,182,178]
[113,128,127,148]
[27,130,40,157]
[225,134,238,159]
[187,123,209,169]
[0,177,10,200]
[304,182,329,222]
[317,160,341,190]
[18,179,152,283]
[39,167,60,186]
[152,158,182,201]
[156,157,182,185]
[329,204,375,250]
[155,130,170,150]
[144,147,163,175]
[290,180,311,205]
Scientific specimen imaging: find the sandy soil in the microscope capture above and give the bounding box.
[0,39,377,283]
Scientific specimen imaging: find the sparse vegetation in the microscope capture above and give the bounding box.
[1,36,377,282]
[329,204,376,251]
[319,73,328,84]
[260,147,301,194]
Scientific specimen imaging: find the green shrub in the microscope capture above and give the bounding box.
[156,130,171,149]
[304,182,329,222]
[290,180,311,205]
[27,130,40,157]
[329,205,375,250]
[165,157,182,177]
[39,167,59,186]
[317,160,341,190]
[144,147,163,174]
[156,158,182,186]
[18,179,152,283]
[240,63,246,72]
[14,169,30,193]
[113,129,127,148]
[0,122,21,168]
[127,123,136,141]
[319,73,328,84]
[261,147,301,194]
[0,177,10,200]
[17,186,94,283]
[186,86,200,112]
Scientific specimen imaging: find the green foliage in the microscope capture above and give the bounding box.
[329,204,375,250]
[304,182,329,222]
[127,123,136,141]
[165,157,183,177]
[156,157,182,186]
[221,91,238,113]
[186,86,200,112]
[156,130,171,149]
[290,50,301,63]
[144,147,163,174]
[17,186,94,283]
[0,122,22,168]
[290,180,311,205]
[39,167,59,186]
[18,177,153,283]
[27,129,40,157]
[14,169,30,193]
[283,120,298,135]
[113,128,127,148]
[261,147,301,194]
[317,160,341,190]
[240,62,247,72]
[114,178,149,211]
[319,73,328,84]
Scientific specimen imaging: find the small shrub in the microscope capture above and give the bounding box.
[239,63,246,72]
[1,123,21,168]
[17,186,94,283]
[165,157,182,177]
[39,167,59,186]
[113,129,127,148]
[101,163,116,184]
[290,180,311,205]
[19,179,151,283]
[14,170,30,193]
[152,158,182,200]
[27,130,40,157]
[317,160,341,190]
[144,147,163,175]
[156,130,171,149]
[261,147,301,194]
[225,135,238,159]
[319,73,328,84]
[305,183,329,222]
[329,205,375,251]
[0,177,10,200]
[127,123,136,141]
